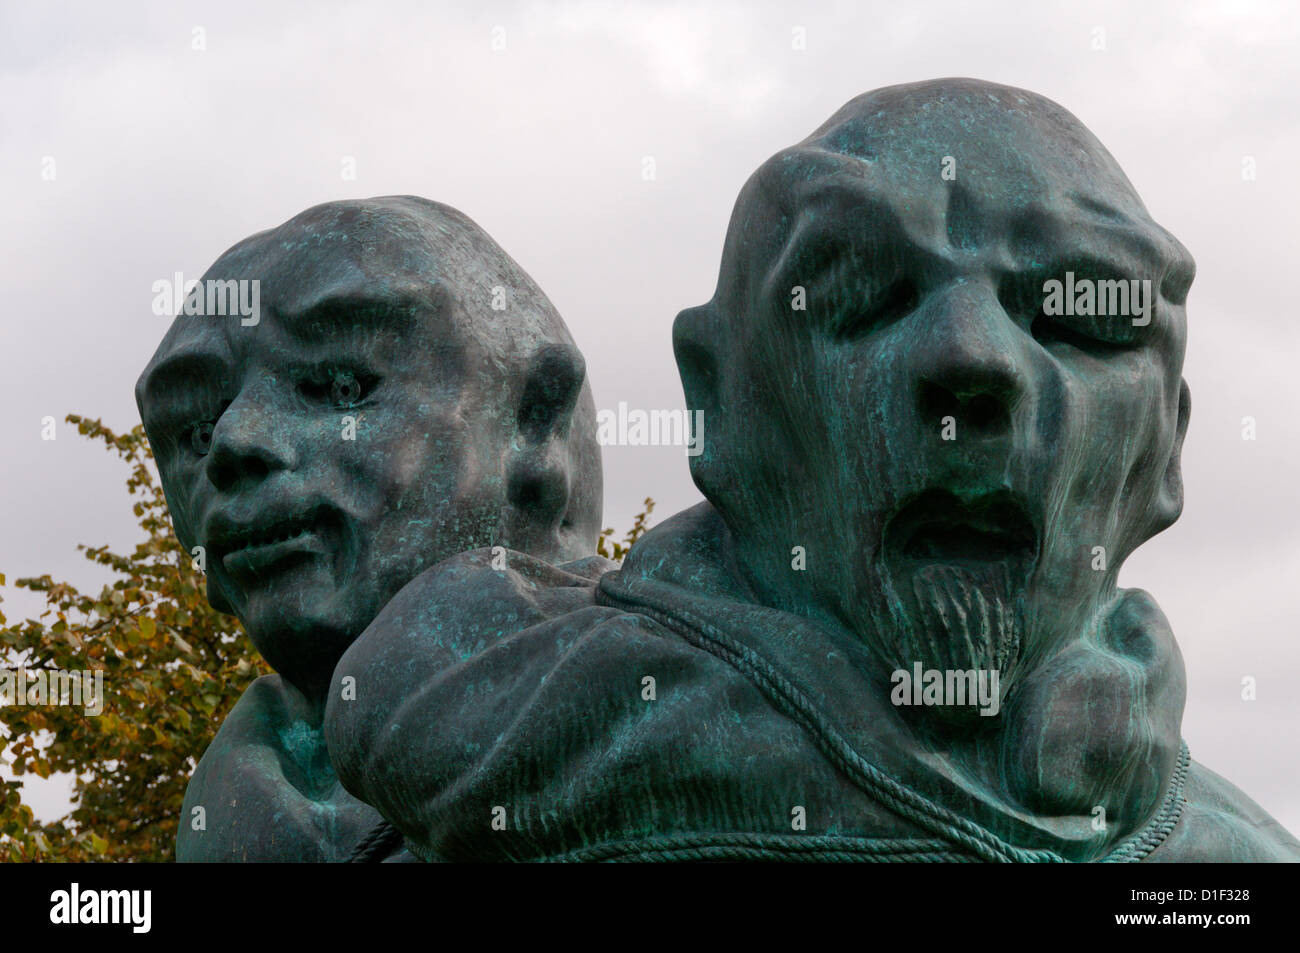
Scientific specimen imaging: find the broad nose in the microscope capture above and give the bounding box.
[911,282,1027,439]
[206,389,297,491]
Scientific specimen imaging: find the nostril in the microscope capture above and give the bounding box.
[918,380,961,425]
[917,381,1011,437]
[208,453,269,492]
[966,393,1008,432]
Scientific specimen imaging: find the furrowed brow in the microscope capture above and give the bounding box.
[1010,206,1169,279]
[278,282,447,344]
[140,351,231,402]
[138,350,233,427]
[768,191,917,291]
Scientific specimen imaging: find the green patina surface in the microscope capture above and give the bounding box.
[142,82,1299,863]
[137,197,604,861]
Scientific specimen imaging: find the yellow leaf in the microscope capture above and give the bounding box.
[139,616,156,639]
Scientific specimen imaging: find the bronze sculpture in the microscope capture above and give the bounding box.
[324,81,1299,862]
[136,196,605,860]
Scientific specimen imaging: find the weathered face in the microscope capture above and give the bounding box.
[679,83,1193,707]
[137,203,590,696]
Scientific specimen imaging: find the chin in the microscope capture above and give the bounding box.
[853,556,1029,701]
[242,596,365,676]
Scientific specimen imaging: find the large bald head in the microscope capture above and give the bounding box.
[137,196,603,699]
[675,79,1194,710]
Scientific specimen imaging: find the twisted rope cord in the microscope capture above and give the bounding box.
[350,583,1189,864]
[1098,740,1191,863]
[597,582,1061,863]
[348,748,1188,863]
[545,832,978,863]
[348,819,404,863]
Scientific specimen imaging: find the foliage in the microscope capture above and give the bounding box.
[0,415,267,862]
[596,497,656,562]
[0,413,650,858]
[0,418,657,861]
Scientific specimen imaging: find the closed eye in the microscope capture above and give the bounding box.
[1000,272,1149,354]
[1029,313,1131,354]
[834,278,919,340]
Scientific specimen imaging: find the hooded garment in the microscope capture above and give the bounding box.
[328,504,1299,862]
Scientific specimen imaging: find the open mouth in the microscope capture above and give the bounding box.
[882,489,1038,570]
[208,508,332,580]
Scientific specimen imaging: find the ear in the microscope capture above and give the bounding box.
[1150,377,1190,536]
[506,343,587,534]
[516,343,586,444]
[672,301,724,498]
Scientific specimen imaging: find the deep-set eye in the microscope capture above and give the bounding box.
[190,421,215,455]
[1004,268,1154,354]
[833,278,919,340]
[330,371,363,407]
[1029,312,1136,353]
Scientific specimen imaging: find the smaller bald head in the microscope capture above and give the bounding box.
[136,197,602,697]
[203,196,583,379]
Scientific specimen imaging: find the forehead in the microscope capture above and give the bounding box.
[136,234,460,403]
[753,93,1169,271]
[221,220,456,329]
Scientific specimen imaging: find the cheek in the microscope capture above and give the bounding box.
[1113,360,1180,540]
[348,419,469,509]
[389,431,473,508]
[831,340,928,510]
[158,458,206,544]
[352,383,502,523]
[1098,354,1171,494]
[1050,354,1171,552]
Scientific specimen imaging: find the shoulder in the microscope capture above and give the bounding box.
[180,675,379,862]
[338,548,616,676]
[188,674,298,778]
[1144,760,1300,862]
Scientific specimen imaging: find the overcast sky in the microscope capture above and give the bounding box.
[3,0,1298,836]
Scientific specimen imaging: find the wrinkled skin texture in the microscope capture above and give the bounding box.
[136,196,603,859]
[675,79,1194,703]
[327,82,1297,862]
